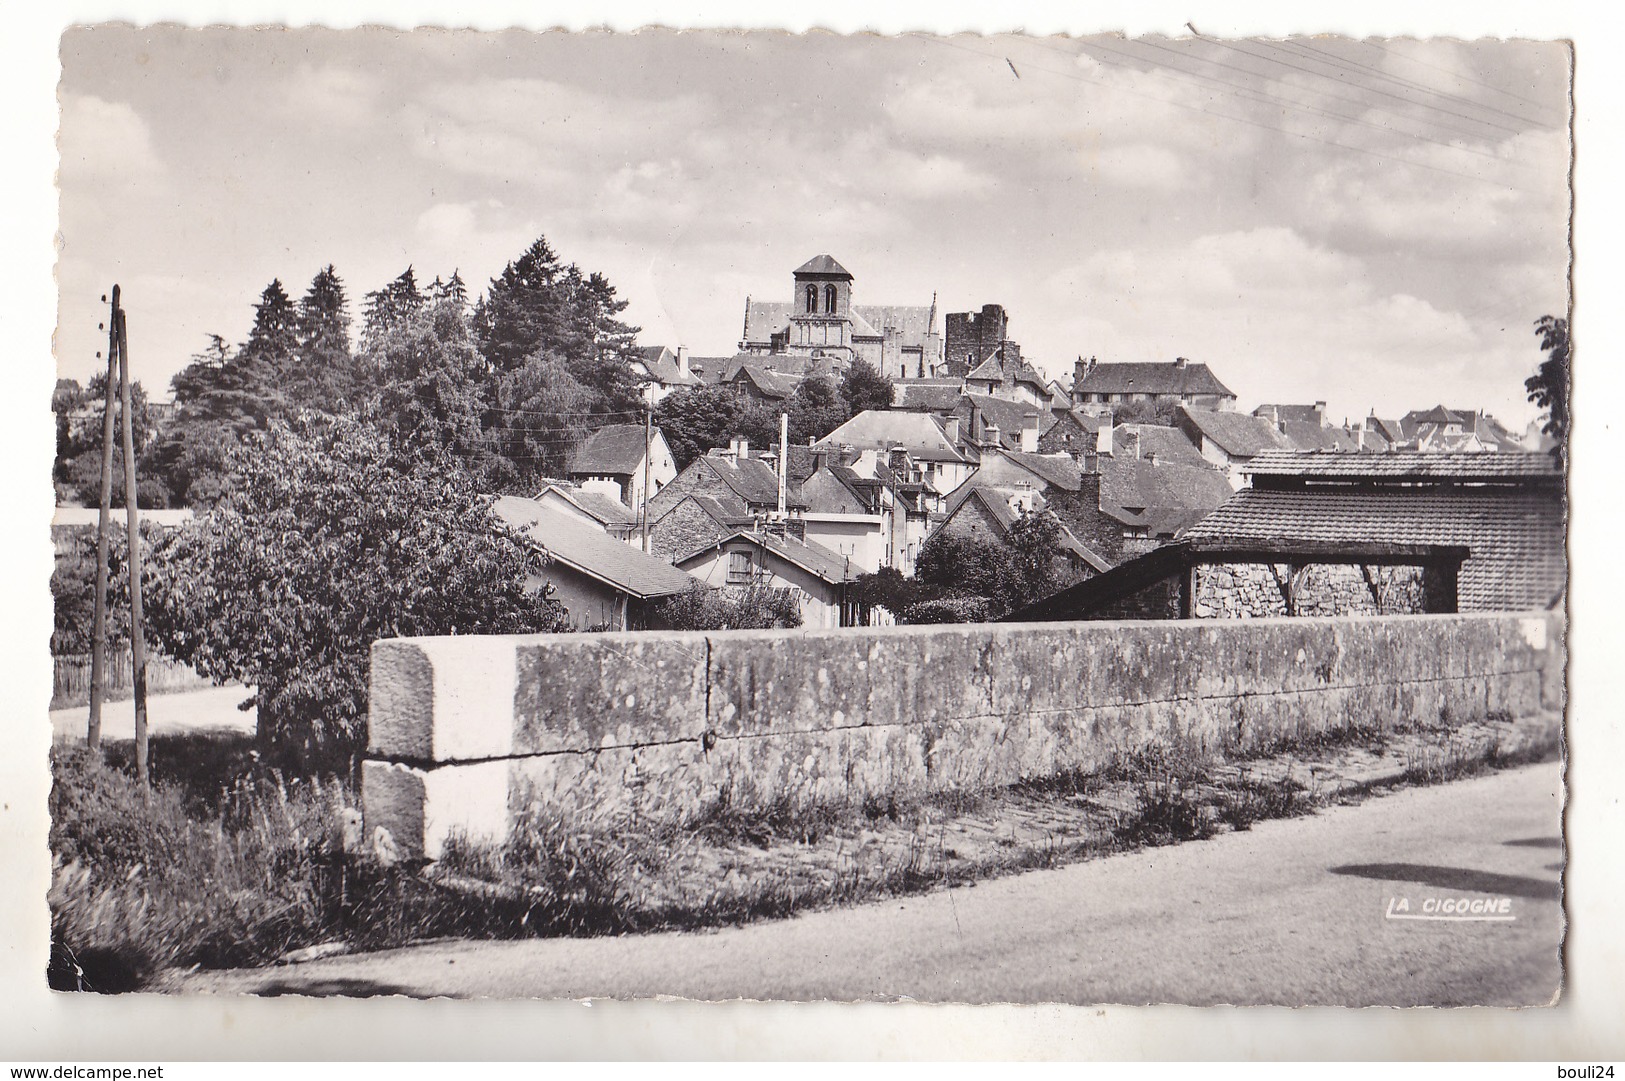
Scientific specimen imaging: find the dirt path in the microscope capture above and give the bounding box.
[182,760,1565,1005]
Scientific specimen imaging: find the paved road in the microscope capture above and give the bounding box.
[50,684,257,742]
[186,761,1565,1005]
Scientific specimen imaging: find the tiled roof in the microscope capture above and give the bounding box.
[491,496,700,599]
[567,425,648,476]
[1075,361,1235,398]
[794,254,853,277]
[637,347,699,387]
[965,354,1048,389]
[1279,420,1358,452]
[1254,403,1325,424]
[1178,407,1293,457]
[1243,450,1562,481]
[1185,487,1566,611]
[817,410,969,463]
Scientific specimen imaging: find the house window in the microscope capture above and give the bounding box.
[805,284,818,313]
[824,283,837,313]
[728,549,755,585]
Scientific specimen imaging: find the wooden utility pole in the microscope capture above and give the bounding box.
[86,287,121,751]
[116,303,150,788]
[641,408,653,554]
[777,411,788,519]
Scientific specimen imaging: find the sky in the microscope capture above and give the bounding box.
[55,28,1571,429]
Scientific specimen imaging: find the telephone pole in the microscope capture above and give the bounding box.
[86,287,120,751]
[642,407,653,554]
[116,302,150,789]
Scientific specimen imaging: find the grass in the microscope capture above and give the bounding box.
[51,709,1562,990]
[47,737,534,993]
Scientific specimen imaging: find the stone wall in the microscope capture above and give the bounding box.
[362,613,1563,860]
[1193,563,1426,619]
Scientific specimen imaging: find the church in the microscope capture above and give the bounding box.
[738,255,944,378]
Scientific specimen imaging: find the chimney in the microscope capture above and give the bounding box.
[1096,425,1114,458]
[1175,356,1190,369]
[943,416,962,444]
[1019,411,1040,453]
[677,345,690,378]
[732,436,749,460]
[839,442,860,467]
[1313,401,1327,423]
[811,445,831,474]
[983,423,1001,449]
[1079,468,1102,511]
[888,444,910,476]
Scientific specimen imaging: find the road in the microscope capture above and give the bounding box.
[50,684,257,742]
[184,760,1566,1005]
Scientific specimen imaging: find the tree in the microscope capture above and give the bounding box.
[1526,314,1569,466]
[840,360,893,417]
[239,279,300,385]
[485,350,602,486]
[364,299,490,460]
[908,509,1071,621]
[652,384,746,468]
[53,373,166,508]
[361,267,426,352]
[474,238,569,374]
[288,264,357,410]
[784,376,850,444]
[1003,509,1068,602]
[1112,398,1183,428]
[144,415,569,771]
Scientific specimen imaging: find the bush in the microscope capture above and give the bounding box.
[653,583,802,631]
[899,595,992,624]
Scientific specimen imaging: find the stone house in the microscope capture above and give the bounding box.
[565,424,678,511]
[814,410,976,496]
[1173,405,1294,487]
[633,345,701,405]
[935,484,1112,580]
[1071,356,1237,415]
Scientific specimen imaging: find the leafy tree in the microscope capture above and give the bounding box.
[1526,314,1569,466]
[653,583,802,630]
[840,360,893,416]
[850,566,938,621]
[53,373,167,508]
[485,350,602,485]
[784,376,850,444]
[145,415,569,771]
[915,530,1017,606]
[1004,509,1067,602]
[364,299,491,462]
[652,384,746,468]
[909,509,1070,621]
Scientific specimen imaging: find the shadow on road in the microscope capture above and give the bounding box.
[1328,863,1561,900]
[1503,836,1563,849]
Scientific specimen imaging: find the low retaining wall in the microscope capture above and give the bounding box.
[361,613,1564,860]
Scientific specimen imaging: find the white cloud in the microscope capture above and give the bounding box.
[57,94,163,183]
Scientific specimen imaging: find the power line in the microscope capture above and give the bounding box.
[1269,38,1555,132]
[916,34,1526,191]
[1201,38,1523,138]
[1060,37,1535,173]
[1360,38,1563,116]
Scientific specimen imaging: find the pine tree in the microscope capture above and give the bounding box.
[290,265,357,410]
[361,267,426,351]
[474,238,568,373]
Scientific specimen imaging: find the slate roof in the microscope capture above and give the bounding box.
[995,450,1085,492]
[1243,450,1562,482]
[730,362,799,400]
[1074,361,1235,398]
[1114,424,1208,467]
[698,453,809,510]
[1254,403,1326,424]
[1279,420,1361,452]
[1185,487,1565,611]
[894,380,965,412]
[965,354,1049,389]
[941,487,1113,574]
[567,425,649,476]
[534,481,640,527]
[962,394,1045,448]
[794,254,853,277]
[816,410,969,463]
[655,493,755,530]
[637,346,699,388]
[491,496,699,600]
[676,529,860,585]
[684,356,737,385]
[1178,407,1292,458]
[1098,457,1237,531]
